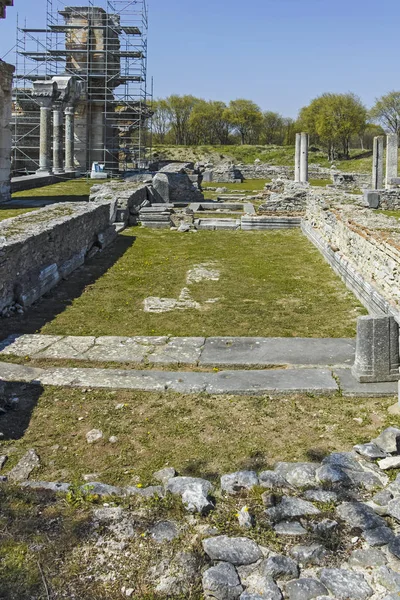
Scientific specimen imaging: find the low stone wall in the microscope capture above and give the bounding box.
[303,196,400,319]
[375,189,400,210]
[10,172,77,194]
[0,201,116,315]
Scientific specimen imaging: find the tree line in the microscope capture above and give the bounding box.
[150,91,400,160]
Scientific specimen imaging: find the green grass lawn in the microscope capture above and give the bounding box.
[37,227,365,338]
[377,209,400,220]
[12,178,107,201]
[0,386,396,486]
[203,179,270,191]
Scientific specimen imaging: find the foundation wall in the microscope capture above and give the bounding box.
[0,200,117,314]
[302,197,400,320]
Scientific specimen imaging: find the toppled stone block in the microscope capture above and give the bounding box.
[8,449,40,482]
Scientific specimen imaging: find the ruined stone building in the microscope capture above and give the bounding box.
[0,0,14,202]
[12,1,150,176]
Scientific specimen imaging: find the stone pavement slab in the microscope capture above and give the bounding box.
[200,337,355,367]
[0,334,355,368]
[334,368,398,398]
[207,368,338,395]
[0,361,44,382]
[148,337,205,365]
[0,362,338,395]
[37,336,96,359]
[0,334,62,356]
[83,336,168,363]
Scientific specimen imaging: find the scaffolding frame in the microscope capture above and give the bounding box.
[12,0,150,175]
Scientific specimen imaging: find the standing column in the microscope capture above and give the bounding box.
[300,132,309,183]
[36,105,52,174]
[386,133,399,188]
[53,107,64,174]
[372,136,384,190]
[64,106,75,172]
[294,133,301,182]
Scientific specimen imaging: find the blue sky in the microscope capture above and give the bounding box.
[1,0,399,117]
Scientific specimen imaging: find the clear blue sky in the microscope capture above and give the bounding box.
[1,0,399,118]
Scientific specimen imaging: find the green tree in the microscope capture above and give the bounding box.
[150,99,170,144]
[370,91,400,135]
[223,99,263,145]
[300,93,367,159]
[164,95,199,145]
[189,100,230,144]
[261,111,284,145]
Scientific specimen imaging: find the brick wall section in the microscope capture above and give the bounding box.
[0,200,116,314]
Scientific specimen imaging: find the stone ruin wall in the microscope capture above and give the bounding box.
[303,196,400,318]
[0,61,15,202]
[0,200,118,315]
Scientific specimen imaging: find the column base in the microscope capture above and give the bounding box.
[36,168,53,176]
[53,169,65,175]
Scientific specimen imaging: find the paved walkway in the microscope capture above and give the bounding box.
[0,334,356,367]
[0,361,396,397]
[0,334,397,397]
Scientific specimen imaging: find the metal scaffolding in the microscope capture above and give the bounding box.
[11,0,150,175]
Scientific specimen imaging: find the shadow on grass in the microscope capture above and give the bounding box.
[4,195,89,208]
[0,381,44,441]
[0,234,136,341]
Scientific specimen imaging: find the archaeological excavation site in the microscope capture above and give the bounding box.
[3,1,400,599]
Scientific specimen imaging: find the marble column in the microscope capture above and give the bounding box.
[300,132,309,183]
[295,133,301,182]
[53,107,64,174]
[386,133,398,188]
[36,105,52,174]
[64,106,75,172]
[372,136,384,190]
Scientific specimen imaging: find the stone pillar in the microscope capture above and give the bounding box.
[372,136,384,190]
[0,61,14,203]
[64,107,75,172]
[36,106,52,174]
[386,133,398,188]
[53,107,64,174]
[300,132,309,183]
[351,315,400,383]
[295,133,301,182]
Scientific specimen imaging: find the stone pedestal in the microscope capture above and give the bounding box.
[352,315,400,383]
[372,136,384,190]
[53,108,64,174]
[300,132,309,183]
[36,106,52,174]
[386,134,398,188]
[64,107,75,172]
[295,133,301,182]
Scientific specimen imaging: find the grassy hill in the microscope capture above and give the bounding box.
[151,144,379,174]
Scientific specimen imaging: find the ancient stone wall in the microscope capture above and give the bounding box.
[303,196,400,318]
[0,61,15,203]
[90,181,149,224]
[0,200,117,315]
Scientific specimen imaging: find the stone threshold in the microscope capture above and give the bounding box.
[0,360,398,396]
[0,334,356,368]
[0,361,339,395]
